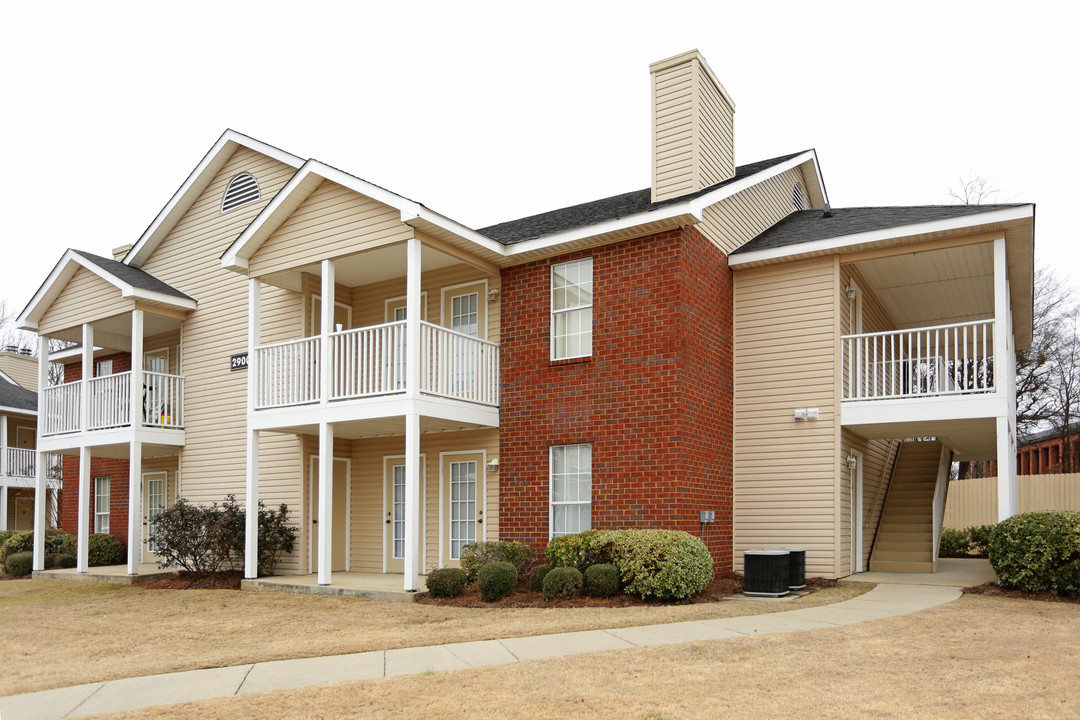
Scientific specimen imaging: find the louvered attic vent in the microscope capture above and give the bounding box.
[793,182,808,211]
[221,172,260,212]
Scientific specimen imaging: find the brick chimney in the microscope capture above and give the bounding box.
[650,50,736,203]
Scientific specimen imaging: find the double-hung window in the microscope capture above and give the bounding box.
[94,477,110,534]
[551,258,593,360]
[550,444,592,537]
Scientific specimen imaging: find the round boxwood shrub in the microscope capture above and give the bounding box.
[542,566,583,600]
[0,529,76,563]
[967,524,997,558]
[88,533,125,567]
[426,567,467,599]
[460,540,534,583]
[606,529,713,600]
[938,528,972,558]
[545,531,607,570]
[529,563,552,592]
[478,561,517,602]
[584,563,620,597]
[989,511,1080,595]
[53,553,77,569]
[4,551,33,577]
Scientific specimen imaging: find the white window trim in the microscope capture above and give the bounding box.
[441,279,488,340]
[95,359,113,377]
[549,444,592,539]
[310,295,353,334]
[94,477,110,534]
[550,258,593,361]
[384,292,429,323]
[144,347,170,374]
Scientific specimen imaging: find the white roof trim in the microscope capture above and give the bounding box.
[125,130,303,267]
[17,249,194,331]
[49,345,103,362]
[728,205,1036,267]
[0,369,17,385]
[503,151,820,257]
[0,404,36,416]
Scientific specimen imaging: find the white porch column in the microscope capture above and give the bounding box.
[127,440,142,574]
[403,412,421,591]
[130,309,144,427]
[317,421,334,585]
[245,278,261,579]
[0,414,7,478]
[0,486,8,533]
[77,445,91,573]
[405,237,421,399]
[81,324,93,432]
[32,334,49,569]
[320,259,335,405]
[993,235,1018,520]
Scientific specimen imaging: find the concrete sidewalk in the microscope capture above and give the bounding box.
[0,583,961,720]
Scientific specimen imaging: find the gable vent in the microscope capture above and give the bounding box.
[221,172,260,213]
[793,182,808,211]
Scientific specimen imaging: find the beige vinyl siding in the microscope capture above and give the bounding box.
[0,354,38,391]
[697,167,806,256]
[3,413,35,446]
[38,269,135,336]
[341,429,499,574]
[248,180,413,279]
[137,146,306,575]
[733,256,840,577]
[651,54,734,202]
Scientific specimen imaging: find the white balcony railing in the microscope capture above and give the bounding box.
[253,320,500,410]
[843,319,995,401]
[2,448,63,480]
[40,372,185,436]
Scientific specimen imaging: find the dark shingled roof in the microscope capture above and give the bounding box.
[1019,421,1080,447]
[72,251,195,303]
[733,205,1026,255]
[0,379,36,413]
[478,152,809,245]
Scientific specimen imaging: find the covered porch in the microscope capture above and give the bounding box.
[243,571,429,602]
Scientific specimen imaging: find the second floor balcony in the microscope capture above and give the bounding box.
[253,320,499,411]
[0,447,62,481]
[40,371,185,437]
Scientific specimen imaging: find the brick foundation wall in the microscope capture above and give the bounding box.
[499,227,734,571]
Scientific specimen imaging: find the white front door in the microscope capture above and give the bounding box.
[384,455,425,573]
[14,496,32,531]
[143,471,167,560]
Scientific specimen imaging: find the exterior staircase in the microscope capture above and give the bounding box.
[868,441,944,573]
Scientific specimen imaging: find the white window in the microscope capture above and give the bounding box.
[550,444,592,537]
[94,477,110,534]
[551,258,593,360]
[221,172,260,213]
[95,359,113,377]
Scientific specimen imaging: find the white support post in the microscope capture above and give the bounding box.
[81,324,94,432]
[993,235,1018,520]
[32,334,49,569]
[245,278,261,579]
[317,421,334,585]
[320,260,335,405]
[244,429,259,578]
[405,237,421,399]
[1,486,8,533]
[77,446,90,573]
[130,309,144,427]
[127,440,142,574]
[0,414,6,479]
[403,412,421,591]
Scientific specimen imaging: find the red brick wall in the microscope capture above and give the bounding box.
[498,227,734,571]
[59,455,130,545]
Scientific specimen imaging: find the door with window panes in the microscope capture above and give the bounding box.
[384,456,425,573]
[443,283,486,398]
[143,471,167,559]
[442,453,483,565]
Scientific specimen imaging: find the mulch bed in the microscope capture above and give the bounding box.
[962,582,1080,604]
[129,571,244,590]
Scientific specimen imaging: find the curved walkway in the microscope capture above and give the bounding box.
[0,582,963,720]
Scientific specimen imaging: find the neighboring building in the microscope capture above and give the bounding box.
[0,348,61,532]
[1015,422,1080,475]
[16,50,1034,583]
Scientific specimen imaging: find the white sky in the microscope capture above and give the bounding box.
[1,0,1073,317]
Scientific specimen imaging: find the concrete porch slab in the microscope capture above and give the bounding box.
[32,564,173,584]
[241,571,427,602]
[841,558,997,587]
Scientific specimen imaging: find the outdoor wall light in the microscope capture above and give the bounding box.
[486,457,499,472]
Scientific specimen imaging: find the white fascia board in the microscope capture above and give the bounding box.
[126,130,304,268]
[0,404,35,416]
[16,249,91,330]
[124,287,197,310]
[503,151,818,258]
[0,370,16,385]
[401,207,507,256]
[49,345,103,362]
[729,205,1035,267]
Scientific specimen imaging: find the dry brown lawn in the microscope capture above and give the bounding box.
[91,594,1080,720]
[0,578,864,695]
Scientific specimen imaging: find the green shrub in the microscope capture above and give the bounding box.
[43,554,58,570]
[460,540,534,583]
[426,567,467,598]
[53,554,77,569]
[607,529,713,600]
[478,561,517,602]
[0,530,15,550]
[584,563,620,597]
[0,529,76,563]
[529,563,552,592]
[545,531,607,569]
[88,534,125,566]
[4,551,33,577]
[542,566,583,600]
[967,524,997,557]
[939,528,972,558]
[989,511,1080,595]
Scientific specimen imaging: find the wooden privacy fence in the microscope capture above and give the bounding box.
[943,473,1080,528]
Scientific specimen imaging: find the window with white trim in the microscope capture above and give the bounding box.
[94,477,110,534]
[221,172,260,213]
[551,258,593,360]
[95,359,113,377]
[550,444,592,537]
